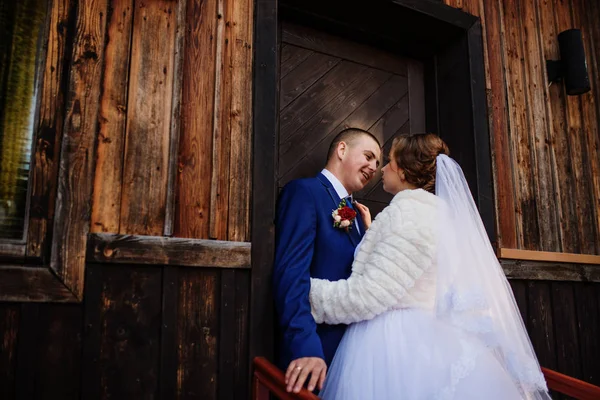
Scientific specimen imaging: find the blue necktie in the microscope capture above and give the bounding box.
[343,196,361,235]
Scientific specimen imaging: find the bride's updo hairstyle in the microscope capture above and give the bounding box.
[391,133,450,193]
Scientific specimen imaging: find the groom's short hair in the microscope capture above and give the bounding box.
[326,128,381,162]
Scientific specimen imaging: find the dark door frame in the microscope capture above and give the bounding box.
[250,0,494,365]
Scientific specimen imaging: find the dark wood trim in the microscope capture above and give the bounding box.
[86,233,251,268]
[389,0,476,30]
[0,266,78,302]
[467,21,496,245]
[501,259,600,282]
[249,0,279,371]
[279,0,476,59]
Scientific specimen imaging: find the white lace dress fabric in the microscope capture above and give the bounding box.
[319,268,525,400]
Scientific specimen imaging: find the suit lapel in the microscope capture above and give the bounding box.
[317,173,358,247]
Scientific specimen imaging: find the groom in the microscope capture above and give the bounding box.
[272,128,381,393]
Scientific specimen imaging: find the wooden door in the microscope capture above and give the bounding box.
[278,22,426,216]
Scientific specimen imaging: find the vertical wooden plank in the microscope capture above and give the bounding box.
[0,304,19,399]
[51,0,109,299]
[573,0,600,255]
[218,270,236,400]
[527,282,557,370]
[175,0,218,239]
[119,0,176,236]
[15,304,39,400]
[80,264,104,400]
[540,0,580,254]
[584,0,600,176]
[501,0,538,250]
[484,0,517,249]
[233,270,250,400]
[177,270,220,399]
[33,305,82,400]
[574,283,600,386]
[28,0,75,259]
[554,0,596,256]
[98,265,163,399]
[227,0,253,242]
[407,60,425,133]
[551,282,583,380]
[210,0,232,240]
[90,0,134,233]
[521,0,561,252]
[509,280,529,328]
[159,267,179,399]
[164,0,187,237]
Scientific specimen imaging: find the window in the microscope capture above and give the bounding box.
[0,0,48,240]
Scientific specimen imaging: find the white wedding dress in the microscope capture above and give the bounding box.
[310,156,550,400]
[318,273,525,399]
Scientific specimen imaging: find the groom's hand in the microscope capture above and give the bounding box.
[285,357,327,393]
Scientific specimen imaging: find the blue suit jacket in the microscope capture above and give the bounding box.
[273,173,364,368]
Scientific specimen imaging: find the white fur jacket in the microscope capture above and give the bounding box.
[310,189,439,325]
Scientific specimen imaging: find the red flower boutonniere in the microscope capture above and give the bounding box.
[332,198,357,231]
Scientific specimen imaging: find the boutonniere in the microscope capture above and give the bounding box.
[332,198,357,231]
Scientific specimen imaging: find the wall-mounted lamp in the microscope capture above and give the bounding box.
[546,29,591,95]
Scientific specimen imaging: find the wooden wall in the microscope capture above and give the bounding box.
[90,0,253,241]
[444,0,600,254]
[0,265,250,399]
[511,280,600,391]
[1,0,254,398]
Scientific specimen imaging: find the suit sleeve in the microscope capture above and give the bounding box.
[272,181,324,361]
[309,204,435,325]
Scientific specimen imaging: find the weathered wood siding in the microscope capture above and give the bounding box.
[90,0,253,241]
[0,265,250,399]
[444,0,600,254]
[0,0,253,397]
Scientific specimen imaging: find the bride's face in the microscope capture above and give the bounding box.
[381,152,406,195]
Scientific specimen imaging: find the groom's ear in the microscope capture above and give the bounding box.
[336,141,347,159]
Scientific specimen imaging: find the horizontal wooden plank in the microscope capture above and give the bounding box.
[86,233,251,268]
[0,266,78,302]
[499,248,600,265]
[501,259,600,282]
[0,243,26,260]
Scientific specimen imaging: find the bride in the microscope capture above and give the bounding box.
[307,133,550,399]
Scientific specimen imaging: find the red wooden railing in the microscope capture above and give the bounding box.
[253,357,319,400]
[252,357,600,400]
[541,367,600,400]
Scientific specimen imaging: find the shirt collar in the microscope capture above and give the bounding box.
[321,169,350,200]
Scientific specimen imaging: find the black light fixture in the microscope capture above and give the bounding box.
[546,29,591,95]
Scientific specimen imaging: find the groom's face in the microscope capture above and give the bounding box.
[338,135,381,193]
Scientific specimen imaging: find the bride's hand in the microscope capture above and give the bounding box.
[354,201,371,230]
